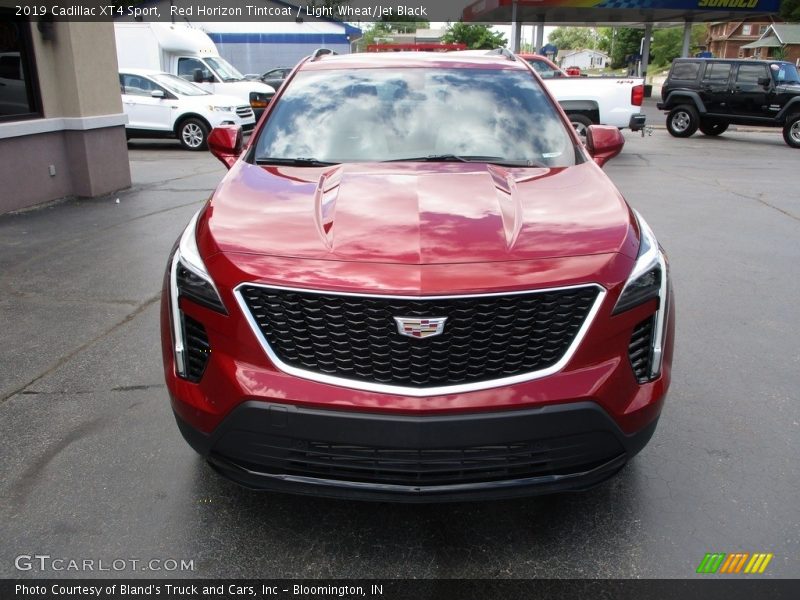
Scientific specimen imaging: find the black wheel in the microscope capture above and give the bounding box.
[782,114,800,148]
[569,114,593,142]
[177,118,209,151]
[699,118,729,136]
[666,105,699,138]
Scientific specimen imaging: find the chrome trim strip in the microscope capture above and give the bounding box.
[233,282,607,398]
[649,254,668,378]
[169,252,186,377]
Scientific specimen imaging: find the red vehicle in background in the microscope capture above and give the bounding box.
[517,53,571,78]
[367,43,467,52]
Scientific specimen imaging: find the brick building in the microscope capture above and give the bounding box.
[741,24,800,64]
[706,17,779,59]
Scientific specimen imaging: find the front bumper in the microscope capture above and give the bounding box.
[629,113,647,131]
[175,400,659,502]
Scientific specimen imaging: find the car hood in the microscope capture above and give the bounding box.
[202,161,638,265]
[220,80,275,94]
[182,93,246,108]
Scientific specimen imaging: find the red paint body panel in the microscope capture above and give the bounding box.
[203,161,638,264]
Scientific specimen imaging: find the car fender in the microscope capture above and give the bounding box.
[775,96,800,121]
[172,112,212,134]
[662,91,706,114]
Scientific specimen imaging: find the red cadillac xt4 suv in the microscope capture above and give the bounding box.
[161,49,674,502]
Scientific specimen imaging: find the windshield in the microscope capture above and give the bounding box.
[771,63,800,84]
[525,58,560,79]
[253,68,577,167]
[206,57,244,82]
[152,73,210,96]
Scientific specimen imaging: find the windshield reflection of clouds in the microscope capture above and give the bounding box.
[255,68,575,167]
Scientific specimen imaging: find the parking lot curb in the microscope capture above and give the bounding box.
[646,124,778,134]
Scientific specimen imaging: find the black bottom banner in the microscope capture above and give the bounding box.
[2,579,799,600]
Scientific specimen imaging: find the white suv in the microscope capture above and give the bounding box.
[119,69,256,151]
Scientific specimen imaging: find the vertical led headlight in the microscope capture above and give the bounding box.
[613,211,669,380]
[169,211,226,379]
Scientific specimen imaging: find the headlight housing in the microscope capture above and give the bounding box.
[169,211,226,380]
[249,91,270,109]
[614,210,669,381]
[613,212,662,315]
[208,105,235,112]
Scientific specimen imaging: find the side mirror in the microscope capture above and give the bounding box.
[208,125,243,169]
[757,76,771,88]
[150,90,165,99]
[586,125,624,167]
[192,68,204,84]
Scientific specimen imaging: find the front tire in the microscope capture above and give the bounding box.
[178,118,209,151]
[782,114,800,148]
[699,118,728,136]
[569,114,593,142]
[666,105,699,138]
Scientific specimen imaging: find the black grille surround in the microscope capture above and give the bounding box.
[183,314,211,382]
[628,316,655,383]
[237,284,602,393]
[215,429,623,488]
[173,400,661,502]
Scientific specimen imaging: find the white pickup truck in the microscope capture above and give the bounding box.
[519,54,647,138]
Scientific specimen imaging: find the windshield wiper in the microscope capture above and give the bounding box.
[256,157,339,167]
[387,154,477,163]
[385,155,547,167]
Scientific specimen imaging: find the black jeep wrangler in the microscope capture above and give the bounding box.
[658,58,800,148]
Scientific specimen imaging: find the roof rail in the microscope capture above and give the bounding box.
[486,48,517,62]
[310,48,338,61]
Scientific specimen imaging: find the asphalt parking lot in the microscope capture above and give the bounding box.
[1,129,798,579]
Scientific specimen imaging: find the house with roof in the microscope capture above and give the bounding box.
[558,49,609,70]
[740,24,800,64]
[706,17,778,59]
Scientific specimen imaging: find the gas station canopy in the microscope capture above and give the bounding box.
[462,0,782,26]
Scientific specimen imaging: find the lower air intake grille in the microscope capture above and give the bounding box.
[183,314,210,382]
[214,430,625,487]
[628,316,655,383]
[238,285,600,389]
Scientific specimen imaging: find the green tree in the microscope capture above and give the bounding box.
[780,0,800,21]
[597,27,643,69]
[442,23,507,50]
[356,19,431,51]
[547,27,597,50]
[650,24,708,67]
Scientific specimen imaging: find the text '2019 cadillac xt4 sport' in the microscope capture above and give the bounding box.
[161,49,675,502]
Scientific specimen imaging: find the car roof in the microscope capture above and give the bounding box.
[299,50,530,71]
[118,68,171,77]
[673,57,791,65]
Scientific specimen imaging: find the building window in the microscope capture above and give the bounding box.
[0,11,42,121]
[742,25,752,36]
